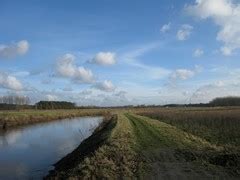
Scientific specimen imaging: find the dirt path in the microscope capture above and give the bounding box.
[125,113,232,179]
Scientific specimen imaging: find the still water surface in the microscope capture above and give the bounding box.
[0,116,103,179]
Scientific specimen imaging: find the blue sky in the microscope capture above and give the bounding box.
[1,0,240,106]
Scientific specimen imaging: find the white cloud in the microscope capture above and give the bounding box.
[160,23,171,33]
[0,40,29,58]
[176,24,193,41]
[221,46,232,56]
[190,80,240,103]
[45,94,58,101]
[74,67,94,83]
[89,52,116,66]
[170,69,195,80]
[94,80,115,92]
[170,66,202,81]
[185,0,232,19]
[193,48,204,57]
[0,72,23,91]
[115,90,127,97]
[56,54,76,77]
[186,0,240,56]
[215,80,225,87]
[56,53,94,83]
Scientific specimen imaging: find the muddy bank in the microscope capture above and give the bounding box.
[45,114,117,179]
[0,109,107,130]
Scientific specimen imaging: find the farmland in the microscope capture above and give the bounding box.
[136,107,240,149]
[46,107,240,179]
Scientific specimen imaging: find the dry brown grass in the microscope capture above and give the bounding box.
[135,107,240,149]
[46,110,240,179]
[0,109,108,129]
[47,113,140,179]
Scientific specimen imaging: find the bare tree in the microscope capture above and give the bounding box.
[0,95,31,105]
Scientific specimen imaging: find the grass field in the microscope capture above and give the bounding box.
[46,107,240,179]
[136,107,240,149]
[0,109,107,129]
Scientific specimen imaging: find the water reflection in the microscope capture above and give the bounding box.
[0,116,102,179]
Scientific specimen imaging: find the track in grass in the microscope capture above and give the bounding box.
[126,113,163,149]
[125,113,233,179]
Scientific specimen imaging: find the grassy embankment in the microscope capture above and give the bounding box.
[0,109,107,129]
[47,113,140,179]
[47,109,240,179]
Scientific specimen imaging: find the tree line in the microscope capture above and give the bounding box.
[0,95,240,110]
[0,95,30,105]
[0,95,76,110]
[0,96,32,110]
[35,101,76,109]
[209,96,240,107]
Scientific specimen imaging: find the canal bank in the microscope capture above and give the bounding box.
[46,113,239,179]
[0,109,106,129]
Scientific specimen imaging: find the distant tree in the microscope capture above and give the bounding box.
[209,96,240,106]
[0,95,30,105]
[35,101,76,109]
[0,95,32,110]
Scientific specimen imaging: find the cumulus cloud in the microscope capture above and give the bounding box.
[160,23,171,33]
[190,80,240,103]
[45,94,58,101]
[170,66,202,81]
[170,69,195,80]
[115,90,127,97]
[74,67,94,83]
[56,53,94,83]
[193,48,204,57]
[0,72,23,91]
[0,40,29,58]
[176,24,193,41]
[89,52,116,66]
[185,0,240,56]
[94,80,115,92]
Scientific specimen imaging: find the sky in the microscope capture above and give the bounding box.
[1,0,240,106]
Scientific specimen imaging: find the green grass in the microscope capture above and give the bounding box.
[126,113,239,178]
[126,113,218,150]
[47,111,240,179]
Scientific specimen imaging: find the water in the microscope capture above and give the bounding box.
[0,116,103,179]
